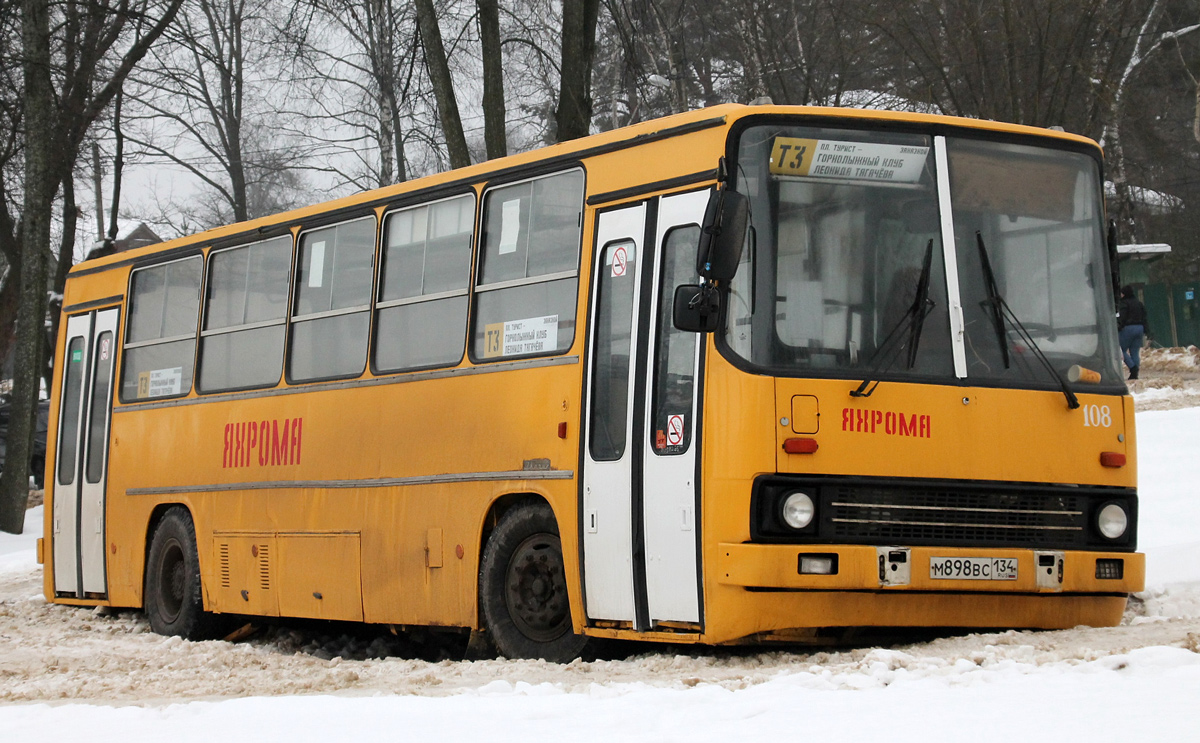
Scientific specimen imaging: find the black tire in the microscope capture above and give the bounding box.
[479,502,587,662]
[144,508,221,639]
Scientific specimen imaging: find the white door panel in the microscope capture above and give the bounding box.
[80,309,118,594]
[582,204,646,621]
[52,314,93,596]
[642,190,709,623]
[52,307,118,598]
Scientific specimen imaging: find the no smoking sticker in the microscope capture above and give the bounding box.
[611,245,628,277]
[666,414,685,447]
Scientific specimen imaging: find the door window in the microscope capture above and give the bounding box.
[588,240,637,461]
[57,337,87,486]
[84,331,114,483]
[651,226,700,455]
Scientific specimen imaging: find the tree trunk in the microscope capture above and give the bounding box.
[477,0,506,159]
[413,0,471,169]
[106,87,125,244]
[224,0,249,222]
[46,171,78,396]
[388,86,408,183]
[1,0,57,533]
[555,0,601,142]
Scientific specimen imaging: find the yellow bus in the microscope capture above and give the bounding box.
[40,104,1144,661]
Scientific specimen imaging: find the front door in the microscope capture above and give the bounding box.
[581,190,708,630]
[52,308,119,598]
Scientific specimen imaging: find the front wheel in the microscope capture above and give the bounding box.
[144,508,221,639]
[479,502,587,662]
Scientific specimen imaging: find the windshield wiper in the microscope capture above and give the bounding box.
[975,232,1079,410]
[851,239,936,398]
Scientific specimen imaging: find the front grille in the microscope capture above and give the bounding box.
[825,486,1086,548]
[751,475,1137,551]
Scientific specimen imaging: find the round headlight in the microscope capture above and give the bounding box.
[781,492,815,530]
[1097,503,1128,539]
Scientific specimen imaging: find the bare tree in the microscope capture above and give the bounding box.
[1100,0,1200,241]
[478,0,507,158]
[555,0,601,140]
[0,0,184,534]
[125,0,310,228]
[414,0,471,168]
[286,0,424,188]
[871,0,1146,132]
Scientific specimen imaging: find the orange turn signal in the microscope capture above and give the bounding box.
[1099,452,1126,468]
[783,437,819,454]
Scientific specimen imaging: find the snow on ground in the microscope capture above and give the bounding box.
[1,362,1198,741]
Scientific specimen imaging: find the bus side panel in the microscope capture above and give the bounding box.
[696,345,778,644]
[103,361,585,627]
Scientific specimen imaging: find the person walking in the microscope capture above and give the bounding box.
[1118,285,1148,380]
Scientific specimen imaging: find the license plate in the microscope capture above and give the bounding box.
[929,556,1018,581]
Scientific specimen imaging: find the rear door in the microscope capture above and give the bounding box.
[52,307,119,598]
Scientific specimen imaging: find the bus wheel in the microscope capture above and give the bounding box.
[144,508,219,640]
[480,503,587,662]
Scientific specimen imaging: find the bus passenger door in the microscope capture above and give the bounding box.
[641,190,707,625]
[581,203,646,622]
[52,308,119,598]
[582,191,707,631]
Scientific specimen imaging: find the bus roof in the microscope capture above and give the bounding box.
[71,103,1101,276]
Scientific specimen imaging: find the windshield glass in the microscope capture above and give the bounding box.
[726,121,1123,392]
[727,124,956,381]
[947,138,1122,387]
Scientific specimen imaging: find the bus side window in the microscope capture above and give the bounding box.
[289,216,376,382]
[472,170,584,361]
[375,194,474,372]
[198,236,291,392]
[121,256,202,402]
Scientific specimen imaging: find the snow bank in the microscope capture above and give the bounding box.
[0,506,40,574]
[1,646,1198,742]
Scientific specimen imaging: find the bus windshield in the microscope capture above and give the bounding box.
[727,123,1123,390]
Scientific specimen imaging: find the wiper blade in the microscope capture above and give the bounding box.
[974,232,1080,410]
[975,232,1010,369]
[851,239,936,398]
[905,236,936,369]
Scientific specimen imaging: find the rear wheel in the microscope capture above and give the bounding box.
[144,508,220,639]
[479,502,587,662]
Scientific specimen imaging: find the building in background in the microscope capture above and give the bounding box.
[1117,243,1200,348]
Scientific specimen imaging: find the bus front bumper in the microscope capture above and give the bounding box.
[717,543,1144,594]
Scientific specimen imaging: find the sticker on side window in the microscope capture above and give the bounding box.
[499,199,521,255]
[483,315,558,358]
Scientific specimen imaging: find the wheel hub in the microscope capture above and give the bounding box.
[505,533,570,642]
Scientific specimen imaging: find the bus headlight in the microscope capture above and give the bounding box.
[1097,503,1129,540]
[781,492,815,530]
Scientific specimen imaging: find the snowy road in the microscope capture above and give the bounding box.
[1,400,1197,741]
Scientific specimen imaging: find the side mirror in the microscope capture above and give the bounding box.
[673,284,720,333]
[696,189,749,282]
